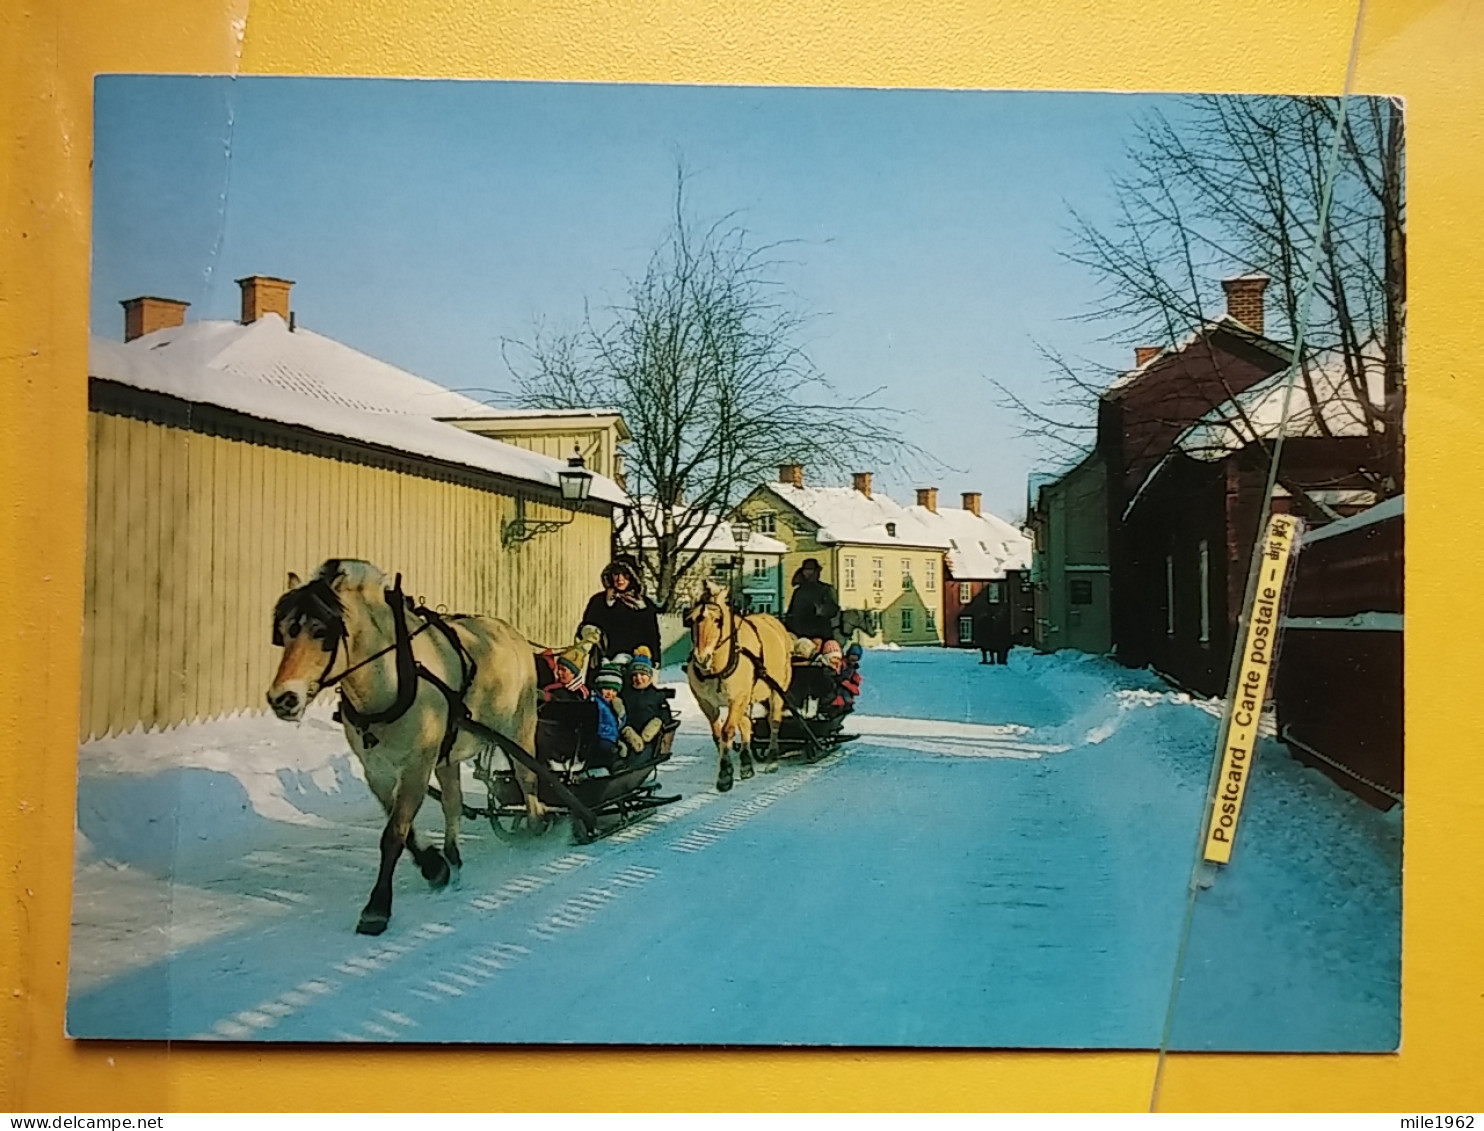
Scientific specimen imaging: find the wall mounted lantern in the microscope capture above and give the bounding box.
[502,447,595,547]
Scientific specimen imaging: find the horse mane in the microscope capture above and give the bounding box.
[272,575,346,645]
[313,558,387,591]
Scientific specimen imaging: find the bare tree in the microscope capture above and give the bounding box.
[507,170,916,610]
[1009,94,1405,499]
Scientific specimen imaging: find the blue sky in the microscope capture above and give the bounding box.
[92,76,1184,519]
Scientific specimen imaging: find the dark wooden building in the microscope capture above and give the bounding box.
[1119,435,1381,696]
[1275,496,1403,809]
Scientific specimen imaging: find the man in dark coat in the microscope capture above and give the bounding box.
[579,557,662,670]
[972,608,996,664]
[988,601,1013,666]
[784,557,840,641]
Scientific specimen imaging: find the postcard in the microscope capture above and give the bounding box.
[68,76,1402,1049]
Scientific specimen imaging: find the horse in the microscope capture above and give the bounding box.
[266,559,542,935]
[684,579,793,792]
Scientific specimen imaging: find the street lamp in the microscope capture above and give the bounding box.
[729,516,753,611]
[558,449,594,503]
[502,447,595,547]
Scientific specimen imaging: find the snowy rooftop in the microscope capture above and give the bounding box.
[906,504,1033,579]
[618,500,788,556]
[1176,345,1387,461]
[767,483,950,549]
[1103,315,1292,398]
[90,315,627,504]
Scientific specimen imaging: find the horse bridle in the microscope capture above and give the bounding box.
[274,574,468,762]
[688,594,747,683]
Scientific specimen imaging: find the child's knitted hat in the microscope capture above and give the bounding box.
[630,646,655,675]
[594,664,624,692]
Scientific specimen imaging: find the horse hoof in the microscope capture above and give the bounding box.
[356,911,389,935]
[739,764,755,780]
[419,849,451,889]
[761,759,779,774]
[716,777,733,793]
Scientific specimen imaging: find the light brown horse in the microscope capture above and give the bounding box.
[266,559,542,935]
[685,580,793,792]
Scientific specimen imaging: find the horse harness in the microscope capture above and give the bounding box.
[313,574,479,764]
[688,595,751,684]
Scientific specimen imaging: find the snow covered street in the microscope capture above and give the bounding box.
[67,647,1400,1049]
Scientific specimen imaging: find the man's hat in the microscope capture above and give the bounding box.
[800,557,821,571]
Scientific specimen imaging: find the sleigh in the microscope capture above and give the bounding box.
[475,694,680,844]
[750,657,860,760]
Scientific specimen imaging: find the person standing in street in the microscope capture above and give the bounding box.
[784,557,840,643]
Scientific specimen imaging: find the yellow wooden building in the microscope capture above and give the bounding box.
[83,279,622,740]
[445,409,630,489]
[736,466,950,645]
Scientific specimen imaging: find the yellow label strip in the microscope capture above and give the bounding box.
[1203,513,1302,864]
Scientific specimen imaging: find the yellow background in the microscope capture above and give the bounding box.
[2,0,1479,1111]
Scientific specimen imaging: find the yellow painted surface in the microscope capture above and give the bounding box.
[450,419,625,479]
[2,0,1479,1112]
[79,410,610,739]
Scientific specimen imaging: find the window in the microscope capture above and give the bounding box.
[1198,539,1211,644]
[1165,554,1176,637]
[901,608,914,633]
[925,558,936,591]
[752,596,775,614]
[958,581,972,604]
[1069,578,1093,605]
[925,609,936,632]
[872,557,884,590]
[754,511,776,535]
[958,616,974,642]
[843,555,857,591]
[901,558,913,587]
[987,582,1002,604]
[752,557,768,578]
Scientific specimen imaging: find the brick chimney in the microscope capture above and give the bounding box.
[778,463,804,488]
[121,296,189,342]
[1221,274,1270,335]
[237,275,294,325]
[961,491,981,516]
[852,472,873,498]
[916,487,938,513]
[1135,346,1162,367]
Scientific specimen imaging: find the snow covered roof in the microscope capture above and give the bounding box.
[765,483,950,549]
[119,313,496,417]
[90,315,627,504]
[1176,345,1386,461]
[618,501,788,556]
[907,505,1033,579]
[1103,315,1292,398]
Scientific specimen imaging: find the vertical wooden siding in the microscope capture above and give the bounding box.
[82,412,611,740]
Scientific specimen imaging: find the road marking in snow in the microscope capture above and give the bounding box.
[528,869,659,939]
[606,790,720,843]
[196,976,340,1040]
[191,856,592,1040]
[666,757,835,854]
[198,756,841,1041]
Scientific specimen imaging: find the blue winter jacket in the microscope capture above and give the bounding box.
[594,695,621,745]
